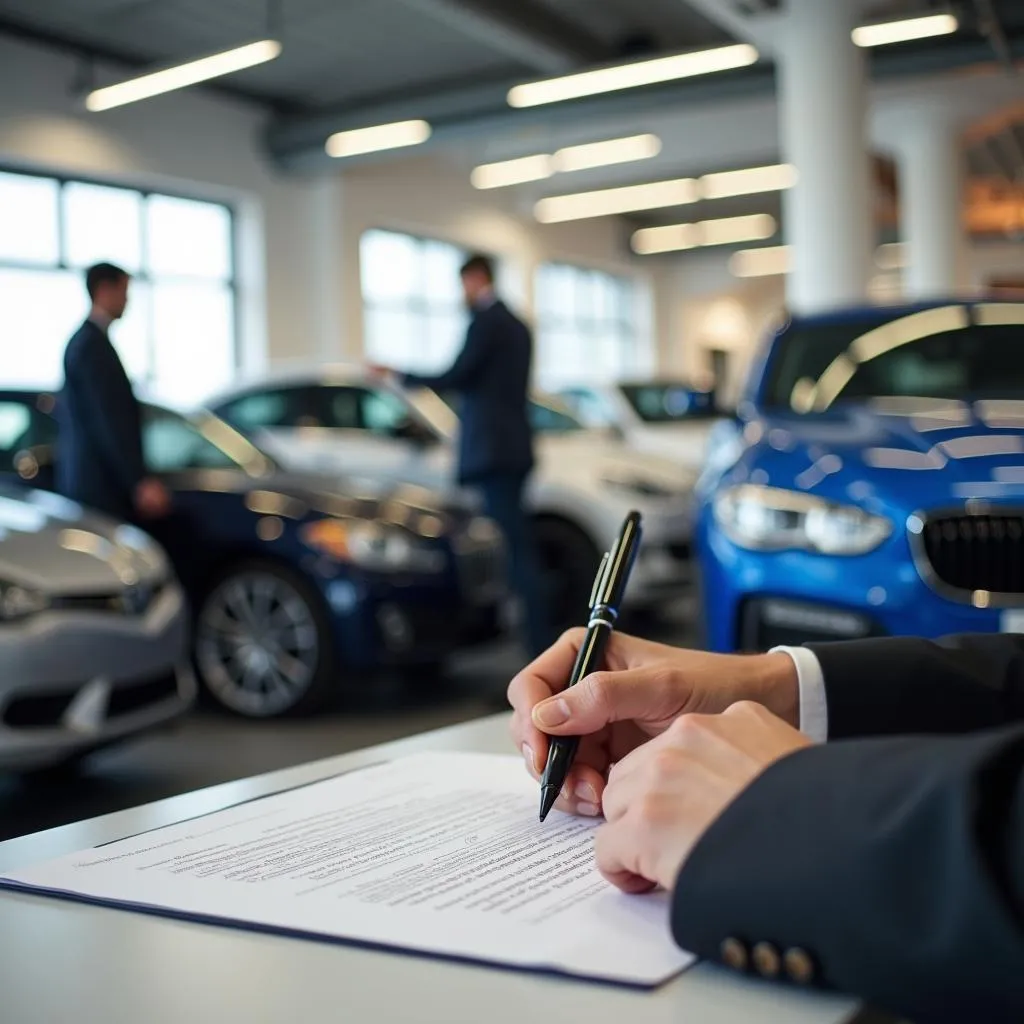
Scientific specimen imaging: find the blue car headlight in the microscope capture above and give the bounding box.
[713,484,892,555]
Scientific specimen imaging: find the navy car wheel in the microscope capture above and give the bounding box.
[196,560,335,718]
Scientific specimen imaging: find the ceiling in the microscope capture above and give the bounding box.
[0,0,1020,115]
[0,0,1021,229]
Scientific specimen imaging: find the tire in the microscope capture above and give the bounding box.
[533,518,601,632]
[194,559,337,718]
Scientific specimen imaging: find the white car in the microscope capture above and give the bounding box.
[207,370,697,624]
[558,381,722,470]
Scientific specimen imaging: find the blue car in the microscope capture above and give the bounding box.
[0,391,505,717]
[697,300,1024,652]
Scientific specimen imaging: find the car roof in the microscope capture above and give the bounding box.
[783,297,1019,329]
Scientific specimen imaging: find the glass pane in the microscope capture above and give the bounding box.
[150,281,234,407]
[422,241,463,304]
[360,389,409,433]
[63,182,142,271]
[361,230,420,302]
[0,268,82,387]
[146,195,232,279]
[143,408,234,471]
[365,307,418,368]
[323,388,362,429]
[0,172,60,265]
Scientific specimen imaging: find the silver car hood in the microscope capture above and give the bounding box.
[0,487,168,595]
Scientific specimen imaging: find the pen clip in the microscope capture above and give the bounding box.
[588,552,610,611]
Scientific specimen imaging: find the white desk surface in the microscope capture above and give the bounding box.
[0,714,861,1024]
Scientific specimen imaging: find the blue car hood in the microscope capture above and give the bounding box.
[731,402,1024,517]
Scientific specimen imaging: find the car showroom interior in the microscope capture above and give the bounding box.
[0,2,1022,1022]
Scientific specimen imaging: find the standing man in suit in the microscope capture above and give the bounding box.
[509,631,1024,1023]
[58,262,170,522]
[374,254,549,657]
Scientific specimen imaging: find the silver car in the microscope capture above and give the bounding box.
[0,485,194,772]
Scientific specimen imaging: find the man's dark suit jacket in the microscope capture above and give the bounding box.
[401,300,533,483]
[672,634,1024,1023]
[58,319,146,520]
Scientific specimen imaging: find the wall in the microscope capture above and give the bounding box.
[0,34,318,372]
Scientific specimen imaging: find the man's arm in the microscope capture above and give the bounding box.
[808,634,1024,738]
[401,320,489,393]
[672,726,1024,1024]
[67,344,146,494]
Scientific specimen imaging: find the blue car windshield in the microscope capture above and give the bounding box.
[764,306,1024,411]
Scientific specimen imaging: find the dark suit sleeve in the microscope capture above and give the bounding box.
[672,727,1024,1024]
[401,320,489,394]
[67,342,146,494]
[808,634,1024,738]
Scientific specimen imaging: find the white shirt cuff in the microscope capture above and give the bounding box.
[770,646,829,743]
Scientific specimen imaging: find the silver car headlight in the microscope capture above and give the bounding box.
[0,581,50,622]
[301,519,446,573]
[713,484,892,555]
[602,474,692,501]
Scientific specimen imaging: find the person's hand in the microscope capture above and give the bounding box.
[507,629,798,817]
[134,478,171,519]
[596,701,811,893]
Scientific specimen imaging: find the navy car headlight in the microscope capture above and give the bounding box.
[0,581,50,621]
[713,485,891,555]
[301,519,446,573]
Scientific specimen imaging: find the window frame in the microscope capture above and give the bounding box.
[0,164,241,393]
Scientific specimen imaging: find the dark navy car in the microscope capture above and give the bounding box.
[0,391,505,717]
[698,300,1024,652]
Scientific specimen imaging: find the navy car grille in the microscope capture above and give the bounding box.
[921,514,1024,596]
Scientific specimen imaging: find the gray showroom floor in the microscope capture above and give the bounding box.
[0,603,694,843]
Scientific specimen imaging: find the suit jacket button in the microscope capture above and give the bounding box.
[784,947,816,985]
[719,937,749,972]
[752,941,782,978]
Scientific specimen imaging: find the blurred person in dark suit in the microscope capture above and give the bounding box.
[372,254,549,657]
[58,262,170,522]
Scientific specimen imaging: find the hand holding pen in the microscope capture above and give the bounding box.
[537,512,643,821]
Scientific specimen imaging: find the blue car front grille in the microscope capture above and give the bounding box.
[921,514,1024,599]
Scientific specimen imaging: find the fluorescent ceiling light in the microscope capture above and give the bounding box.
[852,13,958,47]
[471,134,660,189]
[471,154,553,189]
[729,245,792,277]
[699,163,797,200]
[85,39,282,112]
[326,120,432,159]
[553,134,662,173]
[536,178,698,223]
[508,43,758,108]
[632,214,777,255]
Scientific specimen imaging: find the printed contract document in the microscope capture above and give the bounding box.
[1,753,693,987]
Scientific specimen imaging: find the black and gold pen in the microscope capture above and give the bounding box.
[539,511,643,822]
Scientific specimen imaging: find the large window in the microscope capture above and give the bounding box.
[0,168,236,408]
[534,263,653,388]
[360,229,468,375]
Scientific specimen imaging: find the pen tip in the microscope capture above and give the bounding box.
[539,786,558,823]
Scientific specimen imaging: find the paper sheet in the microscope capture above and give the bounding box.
[1,753,694,987]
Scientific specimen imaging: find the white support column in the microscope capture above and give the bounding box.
[777,0,872,313]
[894,106,968,297]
